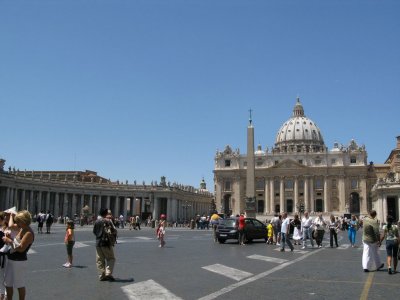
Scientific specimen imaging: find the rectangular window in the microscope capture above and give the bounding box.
[274,160,279,165]
[350,157,356,164]
[224,160,231,167]
[285,179,293,190]
[315,178,323,189]
[351,179,358,189]
[224,181,231,191]
[298,160,303,164]
[256,179,265,191]
[331,159,336,165]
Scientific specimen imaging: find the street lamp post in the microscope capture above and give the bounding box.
[296,201,304,219]
[182,201,191,226]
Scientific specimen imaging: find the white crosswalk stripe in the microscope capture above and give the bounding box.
[338,244,351,249]
[73,242,90,248]
[28,249,37,254]
[202,264,253,281]
[273,247,308,254]
[121,279,183,300]
[247,254,288,264]
[135,237,153,240]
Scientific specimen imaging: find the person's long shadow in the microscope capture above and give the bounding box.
[112,278,135,283]
[71,265,88,269]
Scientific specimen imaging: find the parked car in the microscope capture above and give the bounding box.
[216,217,268,244]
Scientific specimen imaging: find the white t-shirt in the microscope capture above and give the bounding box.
[281,218,290,233]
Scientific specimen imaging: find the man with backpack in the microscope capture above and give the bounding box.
[45,210,54,234]
[93,208,117,281]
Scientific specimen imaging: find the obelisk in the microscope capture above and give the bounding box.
[245,109,256,217]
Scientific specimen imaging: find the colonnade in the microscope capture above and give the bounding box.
[0,184,212,223]
[259,175,368,215]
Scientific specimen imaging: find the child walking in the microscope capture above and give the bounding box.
[266,221,274,244]
[63,220,75,268]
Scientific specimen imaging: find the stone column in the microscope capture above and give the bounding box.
[383,195,388,222]
[5,188,10,209]
[72,194,77,218]
[280,177,284,212]
[304,177,309,212]
[294,176,299,213]
[338,176,346,212]
[54,193,60,218]
[309,177,314,212]
[324,176,329,213]
[270,178,275,213]
[45,191,51,212]
[360,177,368,215]
[264,178,270,214]
[89,195,93,214]
[122,197,127,219]
[8,188,14,208]
[29,190,34,214]
[37,191,42,213]
[21,190,26,210]
[115,196,120,216]
[106,196,111,211]
[153,197,159,220]
[63,194,69,218]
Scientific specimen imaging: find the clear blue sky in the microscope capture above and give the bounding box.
[1,0,399,191]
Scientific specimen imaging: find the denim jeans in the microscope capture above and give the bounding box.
[302,227,314,247]
[281,233,294,251]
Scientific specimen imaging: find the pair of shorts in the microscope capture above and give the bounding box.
[386,240,399,257]
[4,259,27,289]
[66,241,75,255]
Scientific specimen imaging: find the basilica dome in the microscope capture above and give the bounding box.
[274,98,325,153]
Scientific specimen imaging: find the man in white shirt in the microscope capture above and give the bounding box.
[301,211,314,249]
[280,212,294,252]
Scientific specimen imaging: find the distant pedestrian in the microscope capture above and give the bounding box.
[63,220,75,268]
[210,211,221,242]
[280,212,294,252]
[380,215,399,274]
[156,214,166,247]
[135,215,141,230]
[301,211,314,249]
[313,213,326,248]
[37,211,45,234]
[328,215,339,248]
[348,215,359,247]
[119,215,124,229]
[266,221,274,245]
[271,214,281,245]
[290,214,302,246]
[238,213,246,246]
[93,208,117,281]
[362,210,383,272]
[45,211,54,234]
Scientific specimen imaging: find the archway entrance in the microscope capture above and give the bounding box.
[387,197,398,221]
[286,199,293,213]
[350,192,360,215]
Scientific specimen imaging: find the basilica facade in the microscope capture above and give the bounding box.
[214,98,380,219]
